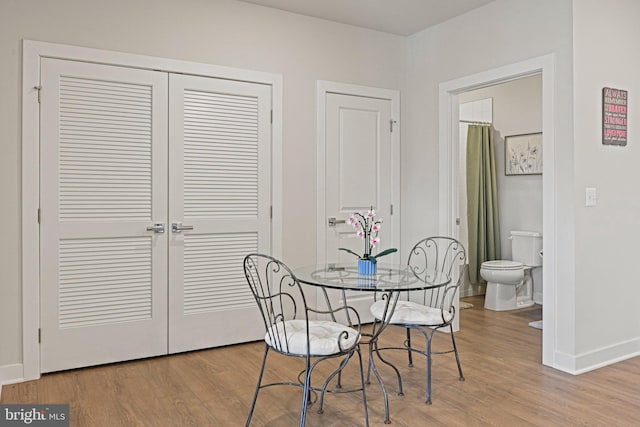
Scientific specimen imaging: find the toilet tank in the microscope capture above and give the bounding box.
[510,231,543,266]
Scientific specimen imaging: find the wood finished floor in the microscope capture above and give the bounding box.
[3,295,640,426]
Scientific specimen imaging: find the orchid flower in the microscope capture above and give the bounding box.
[338,206,397,263]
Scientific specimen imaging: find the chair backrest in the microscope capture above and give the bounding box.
[243,253,305,354]
[244,253,362,356]
[407,237,467,313]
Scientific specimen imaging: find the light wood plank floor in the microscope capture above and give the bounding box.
[3,295,640,426]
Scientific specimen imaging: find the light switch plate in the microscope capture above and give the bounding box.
[585,187,597,207]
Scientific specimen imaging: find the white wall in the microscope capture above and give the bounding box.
[4,0,639,380]
[403,0,576,370]
[0,0,405,374]
[572,0,640,369]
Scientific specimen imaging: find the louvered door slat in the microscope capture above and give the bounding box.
[183,233,257,314]
[59,74,152,221]
[168,74,271,353]
[58,73,156,321]
[40,58,168,373]
[183,89,259,219]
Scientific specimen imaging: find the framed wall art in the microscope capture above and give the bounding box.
[505,132,542,176]
[602,87,627,146]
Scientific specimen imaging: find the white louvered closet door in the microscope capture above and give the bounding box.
[167,74,271,353]
[40,59,169,372]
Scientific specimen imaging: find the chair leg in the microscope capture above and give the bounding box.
[318,353,353,414]
[299,358,312,427]
[450,324,464,381]
[246,345,270,426]
[365,354,372,385]
[318,350,369,425]
[406,327,414,367]
[425,335,433,405]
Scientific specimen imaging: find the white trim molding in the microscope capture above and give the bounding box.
[438,54,558,370]
[21,40,283,381]
[0,363,25,397]
[555,338,640,375]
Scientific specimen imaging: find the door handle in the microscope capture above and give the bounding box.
[328,217,346,227]
[146,223,165,233]
[172,222,194,233]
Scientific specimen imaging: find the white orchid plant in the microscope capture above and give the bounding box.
[339,207,397,264]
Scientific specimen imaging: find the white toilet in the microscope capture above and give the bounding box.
[481,230,542,311]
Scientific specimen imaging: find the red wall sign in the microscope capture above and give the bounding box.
[602,87,627,146]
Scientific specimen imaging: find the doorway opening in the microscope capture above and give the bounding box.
[438,54,556,366]
[457,75,543,308]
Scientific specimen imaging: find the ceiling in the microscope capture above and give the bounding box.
[236,0,495,36]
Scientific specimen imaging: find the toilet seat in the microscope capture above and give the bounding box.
[481,260,523,270]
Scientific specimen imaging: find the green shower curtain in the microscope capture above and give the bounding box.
[466,124,501,284]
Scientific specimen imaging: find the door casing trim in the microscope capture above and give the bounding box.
[22,40,283,381]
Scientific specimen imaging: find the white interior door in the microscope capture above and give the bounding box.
[40,59,169,372]
[40,59,272,371]
[167,74,271,353]
[323,91,398,320]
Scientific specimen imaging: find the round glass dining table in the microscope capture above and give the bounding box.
[293,263,450,424]
[294,263,448,292]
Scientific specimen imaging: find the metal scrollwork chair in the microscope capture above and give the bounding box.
[244,253,368,426]
[369,237,467,405]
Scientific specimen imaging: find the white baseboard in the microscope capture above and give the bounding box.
[0,363,24,399]
[534,291,543,305]
[553,337,640,375]
[460,282,485,298]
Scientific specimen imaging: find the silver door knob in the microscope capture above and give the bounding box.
[146,223,165,233]
[328,217,346,227]
[172,222,194,233]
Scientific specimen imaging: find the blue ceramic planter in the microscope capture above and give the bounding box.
[358,258,377,275]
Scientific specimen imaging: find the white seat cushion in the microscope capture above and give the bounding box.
[265,319,359,356]
[370,300,453,326]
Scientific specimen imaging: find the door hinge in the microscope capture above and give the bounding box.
[390,119,397,132]
[270,110,273,124]
[270,206,273,219]
[390,204,394,215]
[38,328,41,343]
[456,218,461,225]
[34,85,42,103]
[37,208,41,224]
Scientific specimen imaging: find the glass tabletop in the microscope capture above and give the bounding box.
[293,263,450,292]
